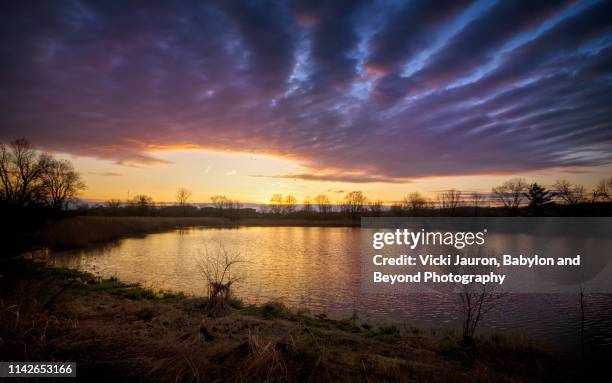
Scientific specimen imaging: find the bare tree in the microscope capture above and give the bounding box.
[369,199,384,216]
[302,196,313,213]
[231,200,243,210]
[459,284,503,343]
[41,158,86,209]
[211,195,234,214]
[554,179,585,205]
[176,188,192,216]
[491,178,527,213]
[469,192,484,216]
[593,177,612,202]
[456,248,505,343]
[343,191,367,218]
[402,192,428,215]
[314,194,331,214]
[438,189,463,216]
[269,193,284,214]
[105,199,122,216]
[131,194,153,215]
[0,139,50,206]
[390,202,403,215]
[198,245,243,315]
[283,194,297,214]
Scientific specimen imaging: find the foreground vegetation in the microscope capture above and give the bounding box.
[1,257,601,383]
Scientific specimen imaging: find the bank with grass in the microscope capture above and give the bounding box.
[1,256,601,382]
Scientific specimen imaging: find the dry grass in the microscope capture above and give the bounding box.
[0,260,592,382]
[35,216,234,249]
[33,216,358,251]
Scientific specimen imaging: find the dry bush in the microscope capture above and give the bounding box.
[198,245,244,316]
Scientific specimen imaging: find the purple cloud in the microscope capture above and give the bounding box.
[1,0,611,181]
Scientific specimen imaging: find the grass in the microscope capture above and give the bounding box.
[0,257,601,382]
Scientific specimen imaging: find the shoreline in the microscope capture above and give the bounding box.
[0,256,591,382]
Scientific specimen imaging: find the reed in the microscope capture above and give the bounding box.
[35,216,233,250]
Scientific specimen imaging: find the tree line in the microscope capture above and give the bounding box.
[259,179,612,217]
[87,177,612,218]
[2,138,611,218]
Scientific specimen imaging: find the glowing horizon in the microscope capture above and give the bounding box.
[61,148,612,204]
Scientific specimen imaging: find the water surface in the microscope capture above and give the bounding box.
[48,226,612,351]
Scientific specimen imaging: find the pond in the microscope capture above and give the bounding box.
[47,226,612,351]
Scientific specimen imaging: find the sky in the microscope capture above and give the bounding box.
[1,0,612,203]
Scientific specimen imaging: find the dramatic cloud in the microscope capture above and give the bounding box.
[1,0,611,181]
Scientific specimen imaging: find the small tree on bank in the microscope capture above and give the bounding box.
[198,245,243,315]
[456,248,505,344]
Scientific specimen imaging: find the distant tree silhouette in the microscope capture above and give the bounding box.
[269,194,283,214]
[438,189,463,216]
[343,191,367,218]
[390,201,403,215]
[369,199,384,216]
[131,194,153,215]
[176,188,192,216]
[492,178,527,214]
[211,195,232,210]
[283,194,297,214]
[314,194,331,214]
[554,179,586,205]
[402,192,428,215]
[525,183,553,214]
[105,199,122,216]
[469,192,485,215]
[593,177,612,202]
[302,196,313,213]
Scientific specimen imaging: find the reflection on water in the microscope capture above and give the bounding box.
[47,226,612,351]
